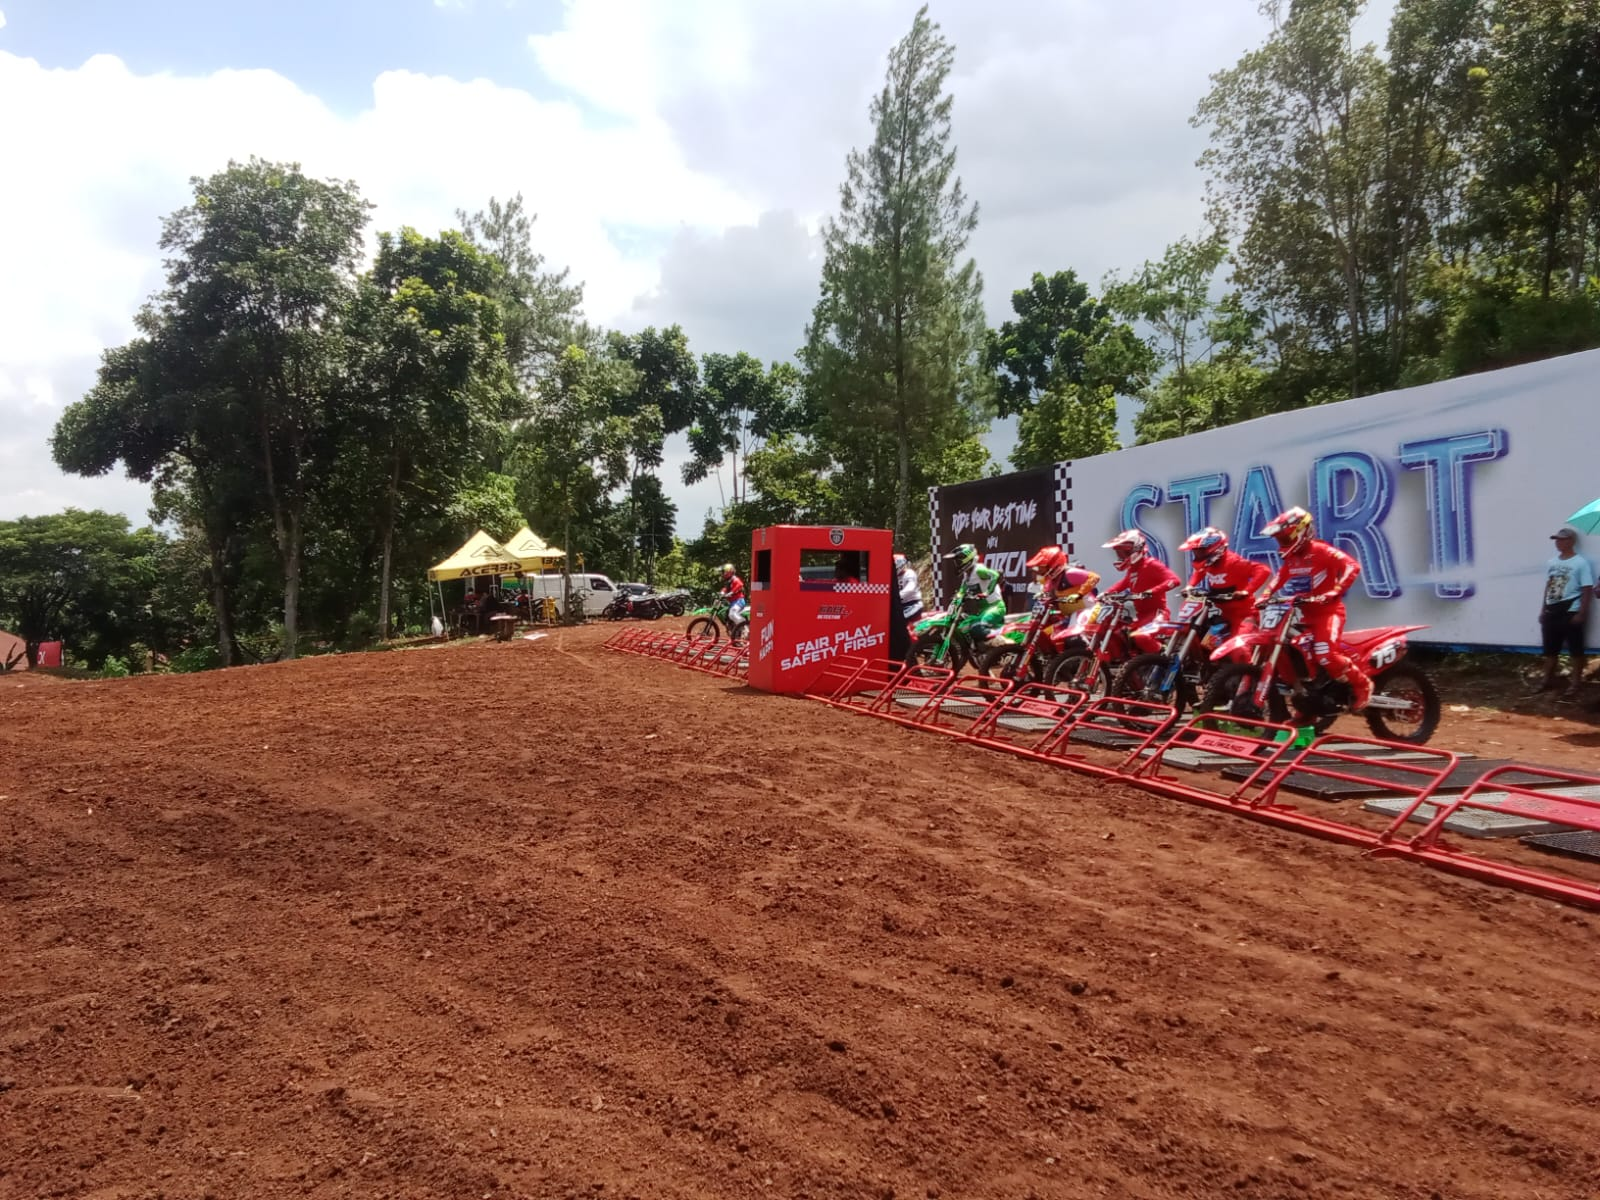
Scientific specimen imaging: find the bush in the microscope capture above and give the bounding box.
[169,644,222,674]
[98,656,131,678]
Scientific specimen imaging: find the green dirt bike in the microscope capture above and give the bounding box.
[687,597,748,644]
[909,602,1005,673]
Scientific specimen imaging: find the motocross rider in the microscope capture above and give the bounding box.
[1259,506,1372,712]
[1025,546,1100,625]
[1177,526,1271,638]
[946,543,1006,646]
[1101,530,1180,625]
[718,563,749,632]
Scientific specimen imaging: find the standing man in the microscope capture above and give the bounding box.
[889,553,921,664]
[1537,526,1593,702]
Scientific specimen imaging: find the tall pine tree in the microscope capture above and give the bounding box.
[802,4,989,543]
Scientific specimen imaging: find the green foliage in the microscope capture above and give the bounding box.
[802,4,989,539]
[0,510,167,670]
[986,270,1155,465]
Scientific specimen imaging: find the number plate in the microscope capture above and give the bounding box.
[1177,600,1202,620]
[1261,604,1289,630]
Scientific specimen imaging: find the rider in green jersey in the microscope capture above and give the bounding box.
[947,543,1006,645]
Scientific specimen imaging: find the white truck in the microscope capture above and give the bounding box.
[521,572,618,619]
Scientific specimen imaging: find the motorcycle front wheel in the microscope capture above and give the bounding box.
[977,643,1044,684]
[1364,662,1440,744]
[1114,652,1188,714]
[912,632,969,674]
[1045,649,1108,700]
[686,616,721,642]
[1199,662,1289,724]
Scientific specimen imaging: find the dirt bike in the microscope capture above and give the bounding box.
[1199,595,1441,744]
[1111,588,1241,716]
[910,593,1008,672]
[973,594,1095,684]
[687,597,747,644]
[1044,592,1166,699]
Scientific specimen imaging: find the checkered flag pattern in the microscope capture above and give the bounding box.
[927,487,944,608]
[1052,460,1073,558]
[833,582,891,595]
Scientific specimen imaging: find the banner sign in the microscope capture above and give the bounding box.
[927,466,1063,609]
[931,349,1600,651]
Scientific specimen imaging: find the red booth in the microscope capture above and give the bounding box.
[747,525,895,694]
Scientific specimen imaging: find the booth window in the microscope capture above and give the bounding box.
[798,548,870,584]
[755,549,772,587]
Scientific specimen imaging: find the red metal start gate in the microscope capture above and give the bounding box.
[601,629,1600,913]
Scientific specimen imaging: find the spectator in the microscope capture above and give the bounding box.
[1536,526,1593,702]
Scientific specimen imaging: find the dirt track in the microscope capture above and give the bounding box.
[3,627,1599,1200]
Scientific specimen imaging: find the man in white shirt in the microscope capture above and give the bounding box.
[1537,526,1594,701]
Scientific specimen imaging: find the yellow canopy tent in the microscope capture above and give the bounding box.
[503,526,567,570]
[427,530,522,581]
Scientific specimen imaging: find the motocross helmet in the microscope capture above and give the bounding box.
[719,563,735,579]
[1261,507,1314,555]
[945,543,979,571]
[1179,526,1229,568]
[893,553,909,573]
[1026,545,1070,586]
[1103,529,1148,571]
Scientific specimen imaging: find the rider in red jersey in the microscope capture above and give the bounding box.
[1101,530,1179,625]
[1177,526,1270,636]
[1259,507,1372,712]
[718,563,748,631]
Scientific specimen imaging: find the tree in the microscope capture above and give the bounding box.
[802,4,990,540]
[0,510,164,669]
[1196,0,1389,398]
[984,270,1155,466]
[607,325,699,576]
[1473,0,1600,300]
[515,342,633,607]
[457,194,585,382]
[347,227,514,636]
[684,354,803,505]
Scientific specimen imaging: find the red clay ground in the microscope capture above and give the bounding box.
[3,626,1599,1200]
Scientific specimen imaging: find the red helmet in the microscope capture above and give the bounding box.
[1261,507,1314,555]
[1178,526,1229,568]
[1026,545,1070,584]
[1103,530,1148,572]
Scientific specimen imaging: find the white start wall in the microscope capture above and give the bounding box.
[1053,348,1600,652]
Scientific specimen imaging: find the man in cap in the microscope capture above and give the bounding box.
[1537,526,1593,702]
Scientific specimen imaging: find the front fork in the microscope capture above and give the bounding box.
[1250,639,1288,711]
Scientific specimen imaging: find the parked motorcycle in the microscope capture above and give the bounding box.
[1199,595,1441,743]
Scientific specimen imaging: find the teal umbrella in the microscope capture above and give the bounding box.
[1567,497,1600,536]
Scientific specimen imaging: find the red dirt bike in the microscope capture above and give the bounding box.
[1111,588,1243,716]
[972,595,1081,683]
[1044,592,1166,699]
[1199,594,1441,743]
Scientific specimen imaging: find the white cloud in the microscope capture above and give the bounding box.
[0,11,7,32]
[2,0,1401,532]
[0,43,756,520]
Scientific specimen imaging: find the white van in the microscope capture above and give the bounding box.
[522,572,617,619]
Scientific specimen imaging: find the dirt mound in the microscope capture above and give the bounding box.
[3,628,1598,1199]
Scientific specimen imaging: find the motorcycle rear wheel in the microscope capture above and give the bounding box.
[1364,662,1440,744]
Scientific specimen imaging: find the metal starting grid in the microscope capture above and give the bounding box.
[602,628,1600,913]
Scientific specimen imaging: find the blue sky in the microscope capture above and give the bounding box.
[4,0,571,112]
[0,0,1399,534]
